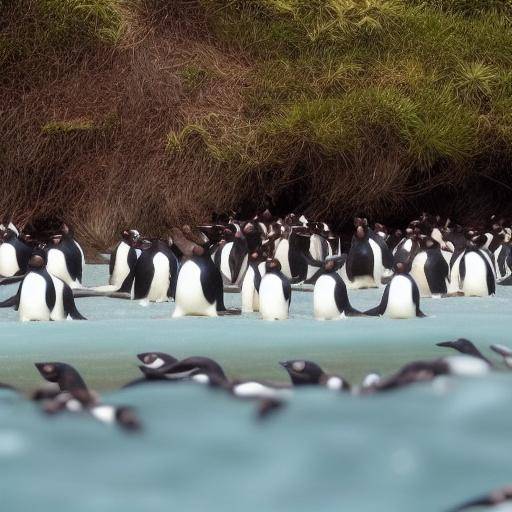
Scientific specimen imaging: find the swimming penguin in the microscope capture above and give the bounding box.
[132,239,179,304]
[34,362,92,400]
[436,338,494,366]
[45,224,85,288]
[279,360,351,391]
[447,483,512,511]
[241,248,267,313]
[375,355,491,392]
[410,237,449,297]
[137,352,178,370]
[3,249,86,321]
[313,256,362,320]
[344,218,386,289]
[171,228,227,317]
[365,262,425,319]
[0,228,32,277]
[259,258,291,321]
[212,229,248,286]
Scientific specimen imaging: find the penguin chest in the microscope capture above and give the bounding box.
[259,274,289,321]
[0,243,19,277]
[384,276,416,319]
[314,275,340,320]
[49,276,67,321]
[174,261,217,317]
[241,265,256,312]
[111,242,131,286]
[410,252,430,297]
[462,253,490,297]
[47,249,76,288]
[219,242,234,284]
[19,273,51,321]
[274,239,292,279]
[146,253,170,303]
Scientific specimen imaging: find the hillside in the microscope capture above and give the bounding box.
[1,0,512,247]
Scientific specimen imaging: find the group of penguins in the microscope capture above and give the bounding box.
[0,211,511,321]
[1,337,512,510]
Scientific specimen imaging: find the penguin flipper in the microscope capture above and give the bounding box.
[364,284,389,316]
[63,285,87,320]
[0,280,22,309]
[132,252,154,300]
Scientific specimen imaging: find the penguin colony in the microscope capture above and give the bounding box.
[0,212,509,321]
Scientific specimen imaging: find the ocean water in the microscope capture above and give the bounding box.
[0,265,511,511]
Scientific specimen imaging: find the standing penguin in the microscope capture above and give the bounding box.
[410,237,449,297]
[259,259,291,321]
[45,224,84,289]
[459,242,496,297]
[2,248,86,321]
[241,248,267,313]
[213,229,248,286]
[365,263,425,319]
[313,256,362,320]
[0,229,32,277]
[132,239,179,304]
[172,228,226,318]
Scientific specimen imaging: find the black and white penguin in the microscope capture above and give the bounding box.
[313,256,362,320]
[0,217,19,236]
[410,237,450,297]
[3,249,86,321]
[241,248,267,313]
[132,239,179,304]
[344,219,387,289]
[436,338,494,366]
[259,258,291,321]
[0,228,32,277]
[213,229,248,286]
[447,484,512,511]
[45,224,85,289]
[392,228,421,268]
[273,223,310,282]
[35,362,91,398]
[137,352,178,370]
[171,228,226,317]
[279,360,351,391]
[365,263,425,319]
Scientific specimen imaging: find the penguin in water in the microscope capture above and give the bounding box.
[279,360,351,392]
[410,236,449,297]
[137,352,178,370]
[0,228,32,277]
[171,227,233,317]
[344,218,386,289]
[259,258,291,321]
[241,247,267,313]
[447,483,512,511]
[45,224,85,289]
[0,248,86,321]
[436,338,494,366]
[365,262,425,319]
[132,238,179,304]
[313,256,362,320]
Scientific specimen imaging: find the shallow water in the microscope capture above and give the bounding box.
[0,265,511,511]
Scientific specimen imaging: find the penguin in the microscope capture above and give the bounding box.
[259,258,291,321]
[458,241,496,297]
[7,249,86,321]
[132,239,179,304]
[375,355,491,392]
[213,229,248,286]
[365,262,425,319]
[0,217,19,236]
[490,344,512,369]
[344,219,385,289]
[241,248,267,313]
[45,224,84,289]
[273,224,310,282]
[101,230,141,293]
[137,352,178,370]
[279,360,351,391]
[34,362,91,398]
[0,229,32,277]
[436,338,494,366]
[171,228,227,317]
[447,484,512,511]
[313,256,362,320]
[410,237,449,297]
[392,228,421,268]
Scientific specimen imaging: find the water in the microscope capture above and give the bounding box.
[0,265,511,511]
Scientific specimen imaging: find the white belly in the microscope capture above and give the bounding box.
[220,242,233,284]
[241,265,256,312]
[369,238,383,285]
[314,275,340,320]
[274,239,292,279]
[111,242,131,287]
[173,261,217,317]
[146,253,170,303]
[462,252,491,297]
[384,275,416,319]
[19,273,51,322]
[47,248,79,288]
[49,276,67,321]
[410,252,431,297]
[0,243,19,277]
[259,274,289,321]
[448,253,463,293]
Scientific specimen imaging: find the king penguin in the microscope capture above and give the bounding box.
[365,262,425,319]
[259,258,291,321]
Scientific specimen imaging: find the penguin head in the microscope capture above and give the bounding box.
[28,247,47,269]
[393,262,407,274]
[137,352,178,369]
[265,258,282,273]
[323,255,344,273]
[279,360,325,385]
[34,362,60,382]
[122,229,140,245]
[34,362,91,403]
[115,406,142,432]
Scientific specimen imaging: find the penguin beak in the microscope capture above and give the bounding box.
[436,341,455,349]
[279,361,290,369]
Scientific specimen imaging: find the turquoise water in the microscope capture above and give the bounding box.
[0,265,511,511]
